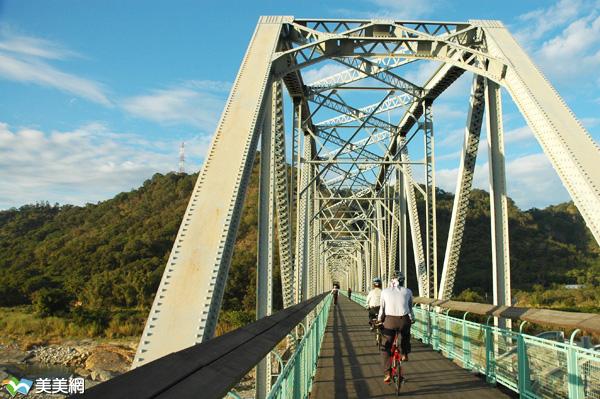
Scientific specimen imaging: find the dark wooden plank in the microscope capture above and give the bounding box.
[414,297,600,334]
[72,294,326,399]
[311,296,513,399]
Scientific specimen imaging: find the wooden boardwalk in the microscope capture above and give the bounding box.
[311,296,513,399]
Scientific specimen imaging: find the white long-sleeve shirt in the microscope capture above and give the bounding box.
[366,288,382,308]
[378,286,414,320]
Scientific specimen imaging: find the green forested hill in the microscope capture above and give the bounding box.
[0,159,598,339]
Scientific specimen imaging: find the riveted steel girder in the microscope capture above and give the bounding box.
[133,17,287,368]
[439,75,485,300]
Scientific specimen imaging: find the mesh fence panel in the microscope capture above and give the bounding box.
[383,305,598,399]
[466,322,487,372]
[577,348,600,399]
[451,318,465,363]
[437,313,448,351]
[524,336,568,398]
[493,328,519,391]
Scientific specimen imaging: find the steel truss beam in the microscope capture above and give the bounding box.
[401,142,428,297]
[133,17,286,368]
[438,75,485,300]
[274,21,507,83]
[423,103,438,298]
[256,87,275,397]
[316,94,414,128]
[307,56,415,92]
[485,78,511,328]
[295,132,313,304]
[308,90,399,133]
[271,81,295,309]
[477,20,600,245]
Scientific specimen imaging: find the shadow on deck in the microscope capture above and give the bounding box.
[311,296,514,399]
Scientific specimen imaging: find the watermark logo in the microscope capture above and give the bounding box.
[34,377,85,395]
[1,375,33,397]
[1,375,85,397]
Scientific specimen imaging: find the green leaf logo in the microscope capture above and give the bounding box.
[2,375,33,397]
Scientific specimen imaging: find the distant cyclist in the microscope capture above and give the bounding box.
[378,272,414,383]
[366,277,383,329]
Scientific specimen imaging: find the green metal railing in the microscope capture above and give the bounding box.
[340,289,367,307]
[345,292,600,399]
[267,293,333,399]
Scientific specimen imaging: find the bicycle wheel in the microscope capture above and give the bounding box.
[391,356,401,395]
[395,361,402,396]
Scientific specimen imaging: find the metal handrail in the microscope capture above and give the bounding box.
[267,293,333,398]
[345,292,599,399]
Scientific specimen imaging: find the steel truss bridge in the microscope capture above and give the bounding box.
[76,17,600,399]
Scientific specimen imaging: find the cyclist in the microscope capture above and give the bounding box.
[377,272,414,383]
[366,277,382,330]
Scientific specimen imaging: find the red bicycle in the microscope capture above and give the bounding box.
[389,331,404,395]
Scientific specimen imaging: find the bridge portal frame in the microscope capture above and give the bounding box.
[133,17,600,399]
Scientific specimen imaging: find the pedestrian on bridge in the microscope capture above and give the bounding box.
[348,287,352,300]
[378,272,414,383]
[331,284,339,306]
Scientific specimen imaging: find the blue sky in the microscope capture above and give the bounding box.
[0,0,599,210]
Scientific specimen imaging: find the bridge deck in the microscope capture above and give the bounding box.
[311,296,513,399]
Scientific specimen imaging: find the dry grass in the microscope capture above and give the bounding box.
[0,306,143,346]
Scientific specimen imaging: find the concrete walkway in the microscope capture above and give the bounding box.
[310,296,513,398]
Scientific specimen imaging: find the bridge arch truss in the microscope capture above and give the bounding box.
[131,18,600,394]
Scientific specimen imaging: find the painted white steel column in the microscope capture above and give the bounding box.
[485,79,512,329]
[256,96,275,398]
[397,166,408,288]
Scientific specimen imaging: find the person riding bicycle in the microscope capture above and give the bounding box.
[366,277,382,329]
[377,272,414,383]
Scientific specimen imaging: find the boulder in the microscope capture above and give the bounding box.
[90,369,116,382]
[85,349,129,374]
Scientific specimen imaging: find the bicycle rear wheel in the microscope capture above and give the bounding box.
[395,362,402,396]
[391,357,402,395]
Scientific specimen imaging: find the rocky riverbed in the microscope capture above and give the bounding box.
[1,339,261,398]
[0,339,136,397]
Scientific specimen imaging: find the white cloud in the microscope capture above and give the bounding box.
[404,61,442,86]
[121,80,230,130]
[581,117,600,130]
[0,54,111,105]
[437,128,464,148]
[0,30,79,60]
[366,0,441,19]
[535,13,600,79]
[505,153,570,208]
[0,31,110,105]
[513,0,600,83]
[433,102,464,121]
[0,122,210,209]
[303,63,349,85]
[434,152,570,209]
[334,0,442,20]
[514,0,585,44]
[504,125,534,144]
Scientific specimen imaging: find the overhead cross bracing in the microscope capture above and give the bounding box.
[133,17,600,399]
